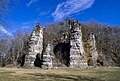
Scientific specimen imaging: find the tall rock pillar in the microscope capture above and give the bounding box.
[24,24,43,68]
[42,43,53,69]
[69,20,88,68]
[89,33,98,66]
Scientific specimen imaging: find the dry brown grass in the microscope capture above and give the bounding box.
[0,67,120,81]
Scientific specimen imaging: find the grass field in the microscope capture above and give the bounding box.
[0,67,120,81]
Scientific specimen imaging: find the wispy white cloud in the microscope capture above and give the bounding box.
[21,22,33,29]
[27,0,38,7]
[52,0,95,21]
[21,26,30,29]
[39,10,50,16]
[0,25,13,36]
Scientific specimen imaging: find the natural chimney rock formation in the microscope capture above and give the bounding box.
[69,20,88,68]
[89,33,98,66]
[23,20,101,68]
[24,24,43,68]
[42,43,53,69]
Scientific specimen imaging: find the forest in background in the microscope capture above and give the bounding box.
[0,20,120,67]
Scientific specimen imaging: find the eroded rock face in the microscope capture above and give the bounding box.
[60,32,69,43]
[89,33,98,66]
[42,43,53,69]
[69,20,88,68]
[24,25,43,68]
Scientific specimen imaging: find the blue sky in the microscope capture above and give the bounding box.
[0,0,120,35]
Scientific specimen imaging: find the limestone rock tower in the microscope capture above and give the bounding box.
[42,43,53,69]
[89,33,98,66]
[24,24,43,68]
[69,20,88,68]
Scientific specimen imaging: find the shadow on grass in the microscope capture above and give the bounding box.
[27,73,105,81]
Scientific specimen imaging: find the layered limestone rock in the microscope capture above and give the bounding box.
[60,31,69,43]
[89,33,98,66]
[24,24,43,68]
[42,43,53,69]
[69,20,88,68]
